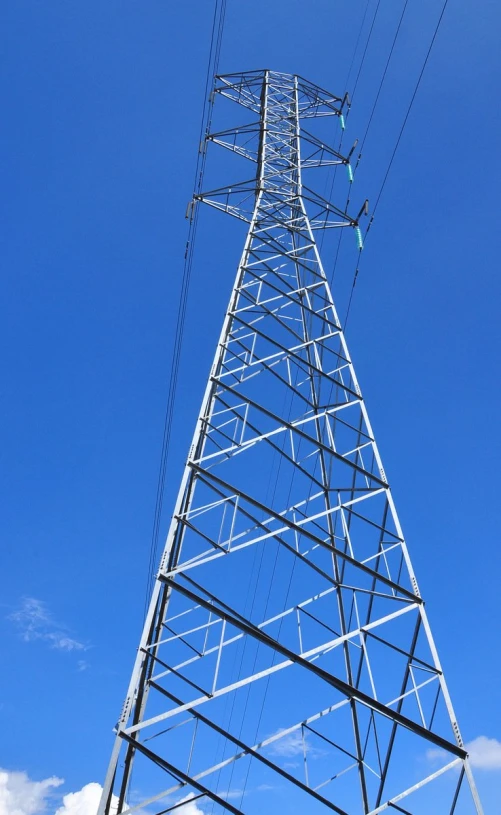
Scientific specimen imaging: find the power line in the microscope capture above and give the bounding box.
[350,0,383,104]
[345,0,451,329]
[331,0,404,288]
[357,0,411,157]
[143,0,227,613]
[367,0,451,234]
[343,0,372,92]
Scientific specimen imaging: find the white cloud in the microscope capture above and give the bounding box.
[428,735,501,772]
[55,783,118,815]
[465,736,501,770]
[0,768,63,815]
[0,772,206,815]
[50,782,205,815]
[175,793,205,814]
[8,598,87,653]
[0,772,120,815]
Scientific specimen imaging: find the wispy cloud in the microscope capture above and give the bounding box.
[218,789,246,801]
[8,597,87,653]
[266,728,325,760]
[427,734,501,771]
[267,730,305,757]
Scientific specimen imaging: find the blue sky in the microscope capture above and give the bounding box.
[1,0,501,813]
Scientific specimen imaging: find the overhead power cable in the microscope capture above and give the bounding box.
[344,0,451,330]
[357,0,411,157]
[365,0,451,238]
[343,0,372,93]
[350,0,383,105]
[330,0,407,290]
[144,0,227,613]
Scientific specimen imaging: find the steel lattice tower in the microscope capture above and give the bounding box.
[99,71,483,815]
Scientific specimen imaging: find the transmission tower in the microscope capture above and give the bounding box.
[99,70,483,815]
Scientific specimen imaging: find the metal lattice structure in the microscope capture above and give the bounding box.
[99,70,483,815]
